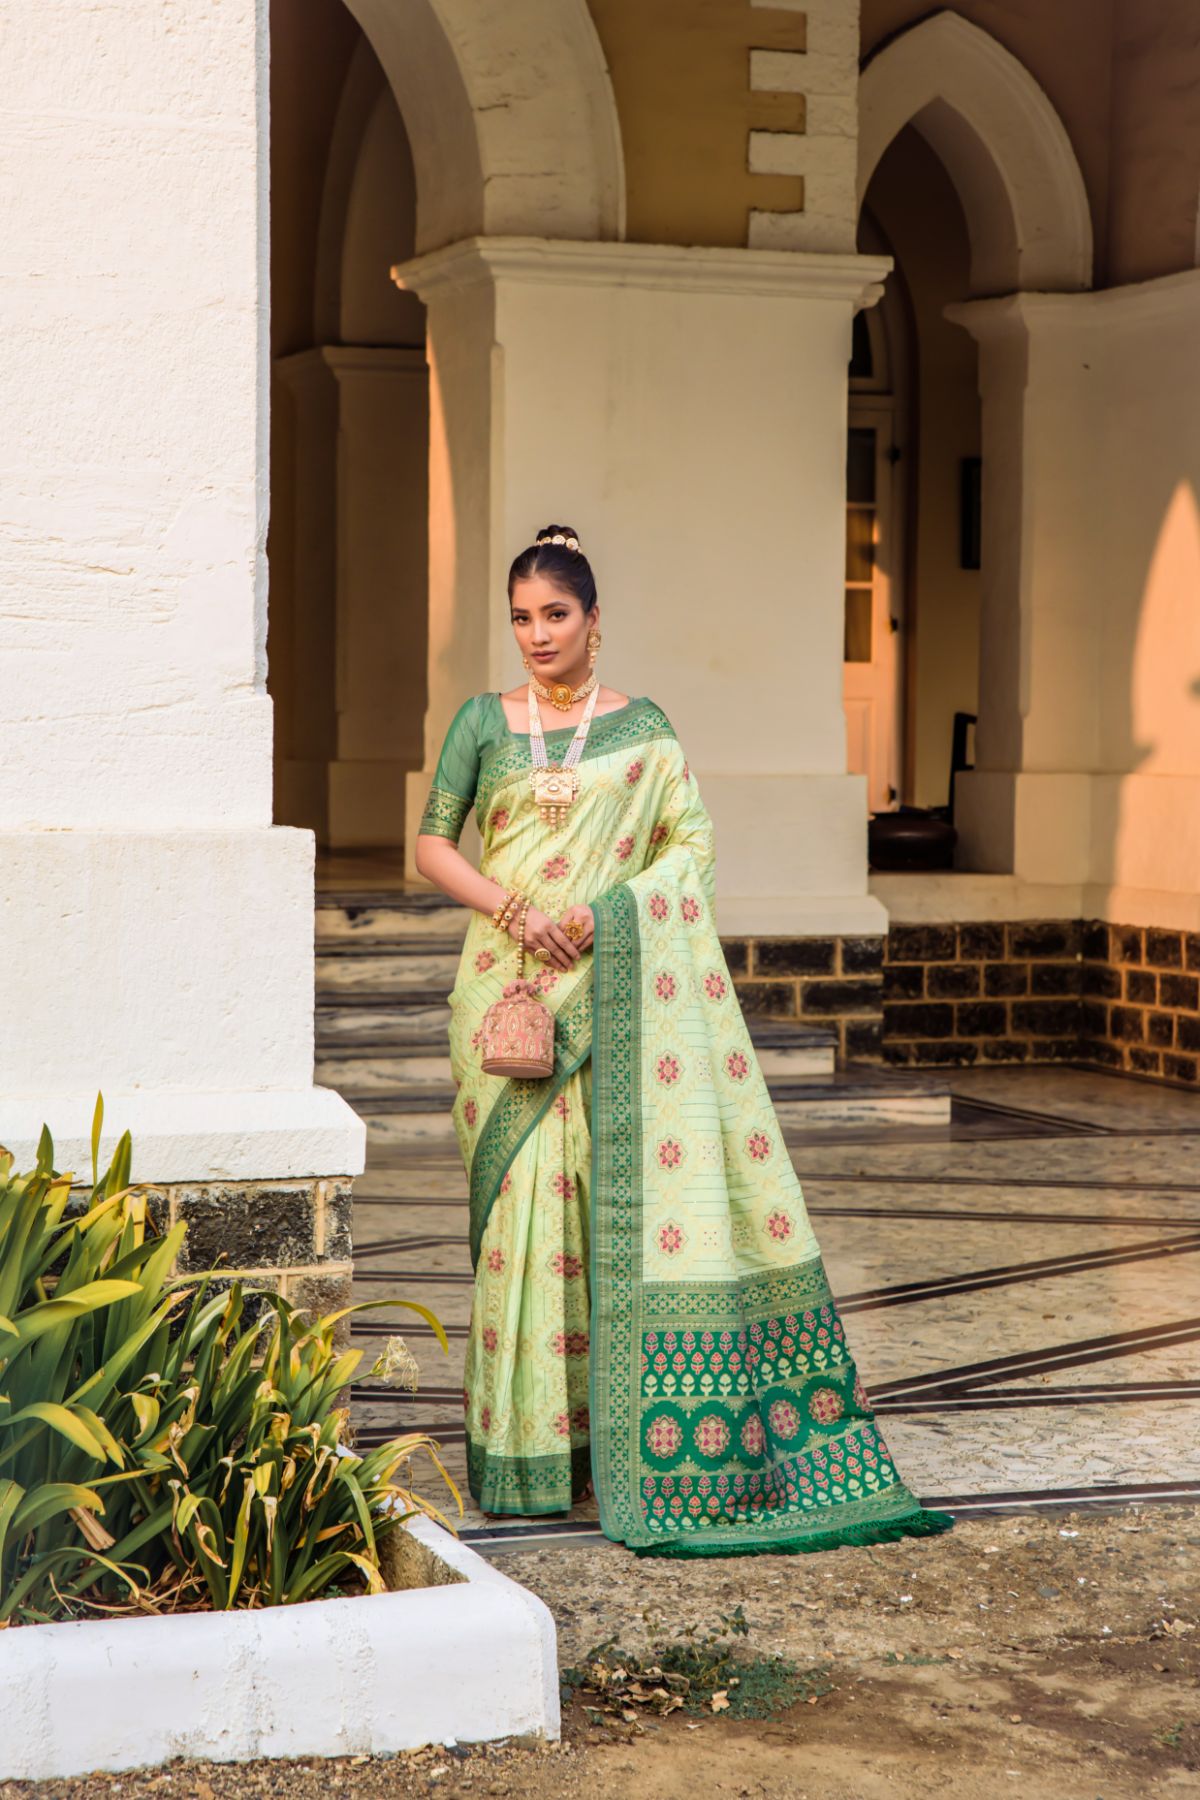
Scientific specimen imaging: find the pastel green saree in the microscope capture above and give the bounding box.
[419,690,955,1557]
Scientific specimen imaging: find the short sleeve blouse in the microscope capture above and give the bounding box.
[417,693,488,843]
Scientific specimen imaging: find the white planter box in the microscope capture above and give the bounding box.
[0,1517,559,1780]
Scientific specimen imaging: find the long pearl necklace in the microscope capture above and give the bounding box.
[527,676,601,829]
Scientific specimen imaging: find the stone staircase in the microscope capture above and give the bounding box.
[315,889,950,1145]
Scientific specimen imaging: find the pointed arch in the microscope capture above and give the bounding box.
[343,0,626,253]
[858,11,1092,293]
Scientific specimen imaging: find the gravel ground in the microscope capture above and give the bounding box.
[7,1503,1198,1800]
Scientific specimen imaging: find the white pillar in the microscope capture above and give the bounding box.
[0,0,362,1179]
[950,274,1200,929]
[395,236,891,937]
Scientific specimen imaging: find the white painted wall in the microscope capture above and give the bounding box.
[397,237,893,935]
[0,0,361,1179]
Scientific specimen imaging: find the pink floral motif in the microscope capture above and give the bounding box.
[553,1092,570,1119]
[625,758,645,786]
[647,892,669,922]
[853,1374,871,1411]
[725,1050,749,1082]
[489,807,510,834]
[650,822,669,847]
[500,1171,513,1195]
[564,1329,589,1356]
[534,967,560,994]
[746,1129,772,1163]
[464,1098,478,1127]
[767,1397,801,1441]
[554,1412,571,1437]
[571,1403,590,1433]
[654,970,677,1001]
[480,1406,492,1432]
[655,1054,681,1086]
[694,1414,730,1458]
[482,1327,498,1353]
[487,1248,505,1273]
[551,1250,584,1278]
[615,834,635,861]
[656,1138,684,1171]
[542,853,570,882]
[646,1414,683,1459]
[739,1414,765,1458]
[470,1026,483,1050]
[680,895,702,924]
[474,948,496,974]
[553,1171,576,1201]
[657,1221,685,1256]
[682,762,690,782]
[704,971,728,1001]
[765,1209,793,1243]
[809,1386,844,1425]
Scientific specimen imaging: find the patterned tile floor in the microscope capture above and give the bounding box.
[350,1068,1200,1551]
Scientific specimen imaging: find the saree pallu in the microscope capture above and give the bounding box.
[422,691,955,1556]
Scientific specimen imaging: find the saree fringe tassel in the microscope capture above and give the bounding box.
[631,1506,957,1560]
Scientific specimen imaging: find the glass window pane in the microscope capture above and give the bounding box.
[845,507,875,583]
[844,588,872,663]
[846,428,876,504]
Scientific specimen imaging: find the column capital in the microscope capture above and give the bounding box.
[391,234,892,309]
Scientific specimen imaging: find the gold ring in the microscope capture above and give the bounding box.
[563,919,584,942]
[533,946,552,963]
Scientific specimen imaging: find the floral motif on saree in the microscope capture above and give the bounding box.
[423,690,955,1553]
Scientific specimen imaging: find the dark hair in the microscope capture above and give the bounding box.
[507,523,597,614]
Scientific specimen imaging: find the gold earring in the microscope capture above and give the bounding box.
[522,655,530,670]
[587,629,601,664]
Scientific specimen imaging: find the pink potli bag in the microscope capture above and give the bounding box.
[480,897,555,1078]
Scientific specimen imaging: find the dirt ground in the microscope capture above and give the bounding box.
[9,1504,1198,1800]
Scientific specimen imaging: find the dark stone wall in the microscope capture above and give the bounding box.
[724,919,1200,1088]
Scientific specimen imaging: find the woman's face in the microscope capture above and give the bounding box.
[509,573,597,679]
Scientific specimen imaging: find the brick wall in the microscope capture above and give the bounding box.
[726,920,1200,1088]
[722,934,884,1059]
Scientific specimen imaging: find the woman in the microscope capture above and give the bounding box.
[414,523,955,1559]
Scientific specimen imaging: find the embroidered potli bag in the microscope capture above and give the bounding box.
[479,936,554,1078]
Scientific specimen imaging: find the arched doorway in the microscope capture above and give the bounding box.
[852,11,1093,847]
[267,0,623,858]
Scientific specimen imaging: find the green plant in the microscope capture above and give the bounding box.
[0,1100,459,1624]
[560,1606,834,1722]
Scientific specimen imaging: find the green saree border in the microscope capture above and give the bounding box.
[467,1437,591,1516]
[588,879,645,1546]
[589,883,956,1558]
[474,697,676,821]
[468,975,595,1271]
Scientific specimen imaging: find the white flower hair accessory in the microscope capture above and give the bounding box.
[536,532,582,553]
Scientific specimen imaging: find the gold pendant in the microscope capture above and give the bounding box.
[549,682,574,710]
[530,763,579,827]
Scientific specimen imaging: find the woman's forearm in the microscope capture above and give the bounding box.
[414,834,512,917]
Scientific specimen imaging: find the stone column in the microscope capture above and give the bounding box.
[1,0,362,1282]
[325,347,429,848]
[950,275,1200,929]
[394,235,892,937]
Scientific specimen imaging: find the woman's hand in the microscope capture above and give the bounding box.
[509,903,580,970]
[556,904,595,954]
